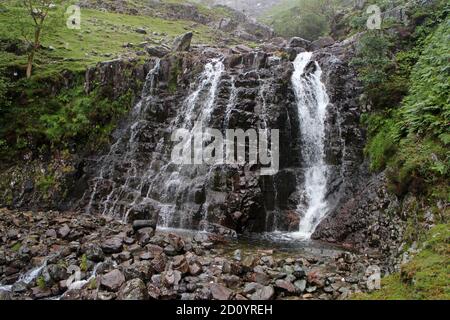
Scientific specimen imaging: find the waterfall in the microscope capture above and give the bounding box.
[291,52,330,239]
[86,57,225,230]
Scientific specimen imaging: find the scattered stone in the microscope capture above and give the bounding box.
[172,255,189,274]
[118,279,148,300]
[57,224,70,239]
[275,279,296,293]
[85,244,105,262]
[210,283,233,300]
[135,28,147,34]
[294,279,307,293]
[101,269,125,291]
[101,237,123,254]
[250,286,275,300]
[233,249,242,261]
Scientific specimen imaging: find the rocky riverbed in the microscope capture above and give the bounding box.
[0,208,385,300]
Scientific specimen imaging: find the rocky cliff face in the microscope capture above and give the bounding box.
[78,34,374,238]
[0,30,409,270]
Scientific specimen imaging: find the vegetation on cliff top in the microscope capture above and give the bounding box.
[0,0,246,163]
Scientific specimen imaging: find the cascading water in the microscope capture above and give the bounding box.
[291,52,330,239]
[86,57,225,231]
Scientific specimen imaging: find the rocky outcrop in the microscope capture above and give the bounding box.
[78,0,274,42]
[313,173,406,272]
[172,32,193,52]
[0,58,154,211]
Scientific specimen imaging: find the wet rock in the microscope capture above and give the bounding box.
[139,252,153,260]
[31,286,52,299]
[147,283,161,299]
[132,220,155,231]
[241,255,257,271]
[46,264,68,282]
[85,244,105,262]
[294,279,307,293]
[254,272,271,286]
[172,255,189,274]
[118,279,148,300]
[162,270,182,287]
[0,290,11,300]
[172,32,193,52]
[123,261,153,281]
[46,229,57,238]
[275,279,296,293]
[223,275,241,288]
[250,286,275,300]
[288,37,311,48]
[101,269,125,291]
[293,265,306,279]
[210,283,233,300]
[310,36,335,50]
[12,281,27,293]
[164,245,177,257]
[151,253,167,273]
[233,249,241,261]
[188,262,202,276]
[244,282,263,295]
[101,237,123,254]
[136,227,155,245]
[168,234,185,252]
[97,291,116,301]
[146,244,164,256]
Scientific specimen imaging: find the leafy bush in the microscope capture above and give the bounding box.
[350,31,395,107]
[400,21,450,142]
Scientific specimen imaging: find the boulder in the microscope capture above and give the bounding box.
[250,286,275,300]
[85,244,105,262]
[57,224,70,239]
[101,269,125,291]
[145,45,170,58]
[118,279,148,300]
[101,237,123,254]
[172,32,193,52]
[275,279,296,293]
[310,36,335,50]
[132,220,156,231]
[288,37,311,49]
[210,283,233,300]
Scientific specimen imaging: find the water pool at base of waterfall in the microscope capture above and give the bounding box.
[157,227,347,259]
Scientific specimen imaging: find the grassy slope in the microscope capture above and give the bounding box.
[0,1,252,158]
[354,224,450,300]
[0,3,231,77]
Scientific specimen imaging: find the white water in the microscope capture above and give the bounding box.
[291,52,330,239]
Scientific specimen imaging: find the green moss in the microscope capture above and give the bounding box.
[88,277,97,290]
[36,173,57,195]
[168,56,182,93]
[11,242,22,252]
[354,224,450,300]
[36,276,46,290]
[80,253,88,272]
